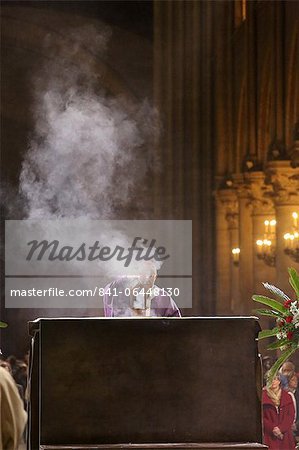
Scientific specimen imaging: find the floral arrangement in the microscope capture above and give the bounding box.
[253,267,299,381]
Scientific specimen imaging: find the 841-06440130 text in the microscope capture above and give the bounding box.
[9,286,180,298]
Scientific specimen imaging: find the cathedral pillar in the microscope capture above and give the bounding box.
[244,171,275,355]
[234,174,253,314]
[245,172,276,294]
[267,161,299,293]
[227,208,240,315]
[215,189,238,314]
[153,1,215,314]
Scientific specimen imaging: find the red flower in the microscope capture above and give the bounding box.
[286,316,293,323]
[287,331,294,340]
[284,300,292,308]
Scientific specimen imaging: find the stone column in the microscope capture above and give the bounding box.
[215,189,239,314]
[246,171,276,293]
[234,174,254,314]
[153,1,215,314]
[227,209,240,315]
[245,171,276,356]
[267,161,299,294]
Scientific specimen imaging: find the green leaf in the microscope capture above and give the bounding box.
[266,346,298,385]
[258,328,279,340]
[289,268,299,299]
[254,308,281,318]
[267,339,290,350]
[0,321,8,328]
[252,295,287,314]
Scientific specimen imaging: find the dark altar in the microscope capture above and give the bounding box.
[28,317,267,450]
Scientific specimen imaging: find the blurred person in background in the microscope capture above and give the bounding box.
[0,366,27,450]
[0,359,26,406]
[0,362,12,375]
[286,372,299,440]
[6,357,17,378]
[262,372,296,449]
[262,356,276,386]
[279,361,295,390]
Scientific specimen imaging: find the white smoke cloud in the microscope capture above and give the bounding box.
[17,24,163,284]
[20,24,159,220]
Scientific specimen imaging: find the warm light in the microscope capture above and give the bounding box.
[263,239,271,246]
[284,212,299,262]
[242,0,246,21]
[264,219,273,234]
[292,212,299,228]
[256,218,276,266]
[231,247,240,266]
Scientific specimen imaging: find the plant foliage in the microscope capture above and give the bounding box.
[253,268,299,383]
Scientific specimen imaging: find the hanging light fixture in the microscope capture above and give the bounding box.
[256,219,276,267]
[231,247,240,266]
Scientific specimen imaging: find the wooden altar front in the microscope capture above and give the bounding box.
[28,317,267,450]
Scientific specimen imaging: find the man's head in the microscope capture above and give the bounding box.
[280,361,295,376]
[139,262,157,289]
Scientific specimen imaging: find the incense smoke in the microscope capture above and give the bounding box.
[17,25,163,282]
[20,25,159,220]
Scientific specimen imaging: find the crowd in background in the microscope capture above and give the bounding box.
[0,352,28,449]
[2,351,299,449]
[262,358,299,450]
[0,353,28,405]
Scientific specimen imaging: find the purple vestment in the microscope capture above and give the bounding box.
[103,278,181,317]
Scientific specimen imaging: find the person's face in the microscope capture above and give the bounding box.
[289,375,298,390]
[140,266,157,289]
[0,362,11,374]
[271,377,281,390]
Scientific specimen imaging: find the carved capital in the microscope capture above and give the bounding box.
[266,161,299,205]
[232,174,249,200]
[215,188,239,229]
[243,171,275,214]
[226,212,239,230]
